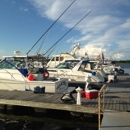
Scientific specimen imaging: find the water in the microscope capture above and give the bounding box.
[0,108,98,130]
[117,63,130,68]
[124,68,130,75]
[118,63,130,74]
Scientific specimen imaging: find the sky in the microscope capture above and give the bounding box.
[0,0,130,60]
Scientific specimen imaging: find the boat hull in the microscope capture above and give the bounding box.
[0,69,68,93]
[0,78,68,93]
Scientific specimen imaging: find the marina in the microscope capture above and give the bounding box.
[0,0,130,129]
[0,51,130,130]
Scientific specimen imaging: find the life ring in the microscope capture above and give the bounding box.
[43,71,49,79]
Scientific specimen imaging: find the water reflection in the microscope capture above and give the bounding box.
[0,106,99,130]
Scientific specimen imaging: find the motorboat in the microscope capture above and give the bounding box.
[89,60,116,75]
[0,54,68,93]
[93,53,124,74]
[47,59,109,88]
[47,43,82,68]
[102,62,124,74]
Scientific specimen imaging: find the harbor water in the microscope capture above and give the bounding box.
[0,106,99,130]
[118,63,130,74]
[0,64,130,130]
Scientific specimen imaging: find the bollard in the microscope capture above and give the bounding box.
[75,87,83,105]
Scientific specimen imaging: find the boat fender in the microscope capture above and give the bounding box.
[28,74,34,81]
[43,70,49,79]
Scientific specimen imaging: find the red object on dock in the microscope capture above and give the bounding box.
[85,90,98,99]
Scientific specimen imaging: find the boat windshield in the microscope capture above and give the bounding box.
[0,58,27,69]
[55,62,71,69]
[55,60,79,69]
[0,60,15,69]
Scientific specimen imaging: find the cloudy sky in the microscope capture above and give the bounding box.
[0,0,130,60]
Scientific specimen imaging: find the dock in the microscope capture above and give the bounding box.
[0,76,129,112]
[101,110,130,130]
[0,89,99,114]
[101,75,130,130]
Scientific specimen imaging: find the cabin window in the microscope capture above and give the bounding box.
[56,57,59,61]
[79,64,85,71]
[90,63,95,69]
[60,57,64,61]
[78,63,92,73]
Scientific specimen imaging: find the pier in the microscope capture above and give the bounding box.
[101,75,130,130]
[0,89,100,113]
[0,76,129,113]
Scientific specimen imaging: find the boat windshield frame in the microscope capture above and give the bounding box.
[55,60,80,69]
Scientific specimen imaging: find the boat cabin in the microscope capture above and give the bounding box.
[51,59,97,72]
[47,43,81,68]
[47,53,77,68]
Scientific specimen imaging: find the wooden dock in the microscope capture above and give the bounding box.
[0,90,99,114]
[0,75,129,114]
[100,74,130,130]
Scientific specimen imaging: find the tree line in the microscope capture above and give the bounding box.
[112,60,130,63]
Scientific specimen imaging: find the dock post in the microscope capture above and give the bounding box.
[75,87,83,105]
[4,105,7,114]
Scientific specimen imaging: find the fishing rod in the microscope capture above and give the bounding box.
[35,31,48,55]
[43,10,92,56]
[26,0,76,56]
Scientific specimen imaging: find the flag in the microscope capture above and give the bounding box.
[102,52,104,63]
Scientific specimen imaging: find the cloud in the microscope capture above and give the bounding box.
[19,7,28,12]
[27,0,71,20]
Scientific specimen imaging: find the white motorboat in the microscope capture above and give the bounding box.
[47,59,108,86]
[47,43,82,68]
[89,60,117,75]
[102,62,124,74]
[0,55,68,93]
[93,53,124,74]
